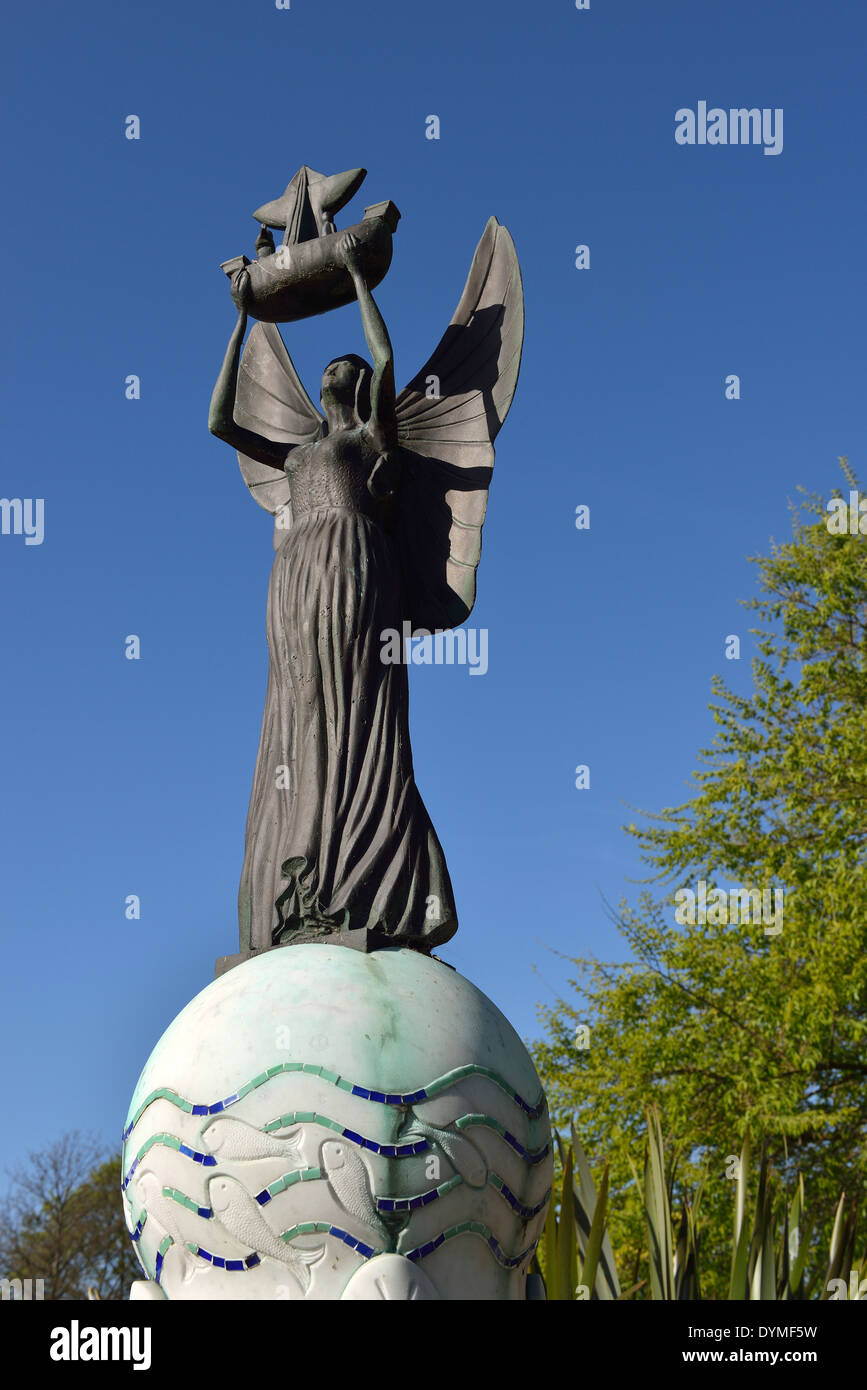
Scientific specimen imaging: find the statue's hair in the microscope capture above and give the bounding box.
[322,354,372,425]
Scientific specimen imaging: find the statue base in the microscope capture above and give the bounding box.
[122,944,551,1300]
[215,927,404,979]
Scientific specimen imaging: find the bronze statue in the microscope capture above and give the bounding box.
[209,169,523,969]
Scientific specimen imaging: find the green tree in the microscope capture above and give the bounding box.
[0,1132,137,1299]
[533,465,867,1297]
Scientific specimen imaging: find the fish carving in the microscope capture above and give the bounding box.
[201,1116,305,1165]
[135,1171,196,1283]
[320,1140,387,1241]
[208,1174,324,1292]
[400,1114,488,1189]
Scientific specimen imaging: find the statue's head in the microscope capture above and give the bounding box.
[320,354,372,426]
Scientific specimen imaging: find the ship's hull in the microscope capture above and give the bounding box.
[221,203,400,324]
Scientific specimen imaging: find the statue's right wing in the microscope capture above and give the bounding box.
[393,218,523,630]
[233,321,325,547]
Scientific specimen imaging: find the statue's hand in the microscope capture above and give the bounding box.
[338,231,363,280]
[229,264,253,313]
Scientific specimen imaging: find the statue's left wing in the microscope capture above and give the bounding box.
[233,321,325,548]
[394,217,523,630]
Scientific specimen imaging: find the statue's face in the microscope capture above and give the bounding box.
[321,358,358,406]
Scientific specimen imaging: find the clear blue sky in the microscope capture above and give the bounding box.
[1,0,864,1185]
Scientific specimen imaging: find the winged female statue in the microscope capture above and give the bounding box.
[209,215,523,960]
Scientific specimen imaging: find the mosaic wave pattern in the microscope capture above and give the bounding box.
[151,1169,551,1224]
[123,1111,549,1193]
[122,1061,546,1143]
[123,1060,549,1289]
[404,1221,538,1270]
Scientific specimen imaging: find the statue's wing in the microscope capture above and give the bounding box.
[394,217,523,629]
[234,321,324,548]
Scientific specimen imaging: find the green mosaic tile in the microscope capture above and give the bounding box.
[175,1191,199,1213]
[318,1068,339,1084]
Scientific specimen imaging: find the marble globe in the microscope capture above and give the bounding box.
[122,944,552,1300]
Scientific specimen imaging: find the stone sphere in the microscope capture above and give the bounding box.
[122,944,551,1300]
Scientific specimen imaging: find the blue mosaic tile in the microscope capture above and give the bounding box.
[403,1225,538,1271]
[342,1128,363,1145]
[351,1086,370,1099]
[496,1181,549,1220]
[245,1254,260,1268]
[370,1091,386,1103]
[255,1191,271,1206]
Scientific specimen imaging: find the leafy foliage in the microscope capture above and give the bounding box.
[0,1132,135,1300]
[533,467,867,1295]
[535,1113,865,1300]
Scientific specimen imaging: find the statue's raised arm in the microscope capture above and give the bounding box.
[208,307,291,472]
[339,230,397,453]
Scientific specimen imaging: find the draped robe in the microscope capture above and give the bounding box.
[237,425,457,953]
